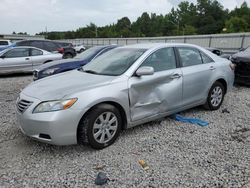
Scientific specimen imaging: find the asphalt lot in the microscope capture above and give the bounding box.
[0,75,249,187]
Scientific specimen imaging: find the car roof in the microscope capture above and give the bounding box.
[4,46,49,52]
[118,43,202,50]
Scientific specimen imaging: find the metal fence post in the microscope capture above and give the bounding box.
[209,36,212,47]
[241,34,245,49]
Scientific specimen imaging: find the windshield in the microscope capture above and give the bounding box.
[75,46,104,61]
[82,48,146,76]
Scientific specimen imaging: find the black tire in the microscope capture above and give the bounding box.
[204,81,225,110]
[63,53,73,59]
[43,60,52,64]
[79,48,85,53]
[78,104,122,149]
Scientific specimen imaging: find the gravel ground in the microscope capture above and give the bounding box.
[0,75,249,188]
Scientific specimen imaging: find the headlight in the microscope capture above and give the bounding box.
[43,68,60,75]
[33,98,77,113]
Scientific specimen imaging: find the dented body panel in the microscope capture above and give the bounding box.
[128,68,182,121]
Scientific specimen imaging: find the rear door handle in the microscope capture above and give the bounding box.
[170,73,182,79]
[209,66,216,70]
[25,58,30,60]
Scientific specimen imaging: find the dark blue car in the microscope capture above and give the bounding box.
[33,45,118,80]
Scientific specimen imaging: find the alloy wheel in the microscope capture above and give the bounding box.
[92,112,118,144]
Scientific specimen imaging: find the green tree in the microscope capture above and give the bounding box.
[225,16,248,32]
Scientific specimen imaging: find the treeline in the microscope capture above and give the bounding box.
[37,0,250,40]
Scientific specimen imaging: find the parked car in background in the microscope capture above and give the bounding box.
[0,40,14,52]
[17,43,234,149]
[15,40,76,59]
[0,47,62,74]
[33,45,118,80]
[74,44,86,53]
[230,46,250,85]
[0,40,12,47]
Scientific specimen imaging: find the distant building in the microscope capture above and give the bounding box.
[0,34,45,42]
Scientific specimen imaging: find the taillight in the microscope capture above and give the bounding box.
[57,47,65,54]
[230,63,236,71]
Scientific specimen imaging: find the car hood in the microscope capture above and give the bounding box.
[22,70,116,101]
[38,58,86,70]
[231,51,250,63]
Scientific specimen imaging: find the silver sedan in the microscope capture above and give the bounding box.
[16,43,234,149]
[0,47,62,74]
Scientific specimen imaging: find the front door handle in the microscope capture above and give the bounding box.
[170,73,182,79]
[25,58,30,60]
[209,66,216,70]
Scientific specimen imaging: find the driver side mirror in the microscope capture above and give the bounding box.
[136,66,154,76]
[0,55,5,59]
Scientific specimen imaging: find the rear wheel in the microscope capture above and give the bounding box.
[204,81,225,110]
[78,104,122,149]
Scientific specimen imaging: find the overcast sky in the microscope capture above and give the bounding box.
[0,0,249,35]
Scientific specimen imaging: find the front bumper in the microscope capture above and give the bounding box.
[16,93,84,145]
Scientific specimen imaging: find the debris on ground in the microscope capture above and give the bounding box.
[222,108,230,113]
[170,114,209,126]
[95,172,109,185]
[138,160,149,171]
[94,164,106,170]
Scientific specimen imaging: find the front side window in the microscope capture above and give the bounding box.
[82,48,146,76]
[178,47,203,67]
[31,49,43,56]
[140,47,176,72]
[4,48,29,58]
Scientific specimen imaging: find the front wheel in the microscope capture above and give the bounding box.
[78,104,122,149]
[204,81,225,110]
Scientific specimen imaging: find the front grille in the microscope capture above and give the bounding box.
[17,99,33,113]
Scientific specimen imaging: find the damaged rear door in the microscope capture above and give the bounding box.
[128,47,183,122]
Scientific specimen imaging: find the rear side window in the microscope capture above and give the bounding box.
[200,51,214,64]
[5,48,29,58]
[30,41,44,49]
[31,49,43,56]
[43,42,58,52]
[140,47,176,72]
[178,47,203,67]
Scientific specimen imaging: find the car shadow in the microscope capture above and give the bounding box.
[0,72,32,78]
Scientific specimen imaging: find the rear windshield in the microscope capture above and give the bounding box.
[76,46,105,61]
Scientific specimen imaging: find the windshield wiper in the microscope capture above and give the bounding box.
[82,69,98,74]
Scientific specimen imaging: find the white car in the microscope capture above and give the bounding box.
[0,46,63,74]
[74,44,86,53]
